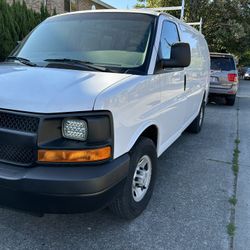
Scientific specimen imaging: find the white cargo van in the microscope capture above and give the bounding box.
[0,10,210,219]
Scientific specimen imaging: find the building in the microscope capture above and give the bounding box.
[6,0,114,14]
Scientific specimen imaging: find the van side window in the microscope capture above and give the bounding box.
[159,21,180,60]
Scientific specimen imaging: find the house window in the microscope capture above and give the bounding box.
[64,0,78,12]
[64,0,70,12]
[71,0,78,11]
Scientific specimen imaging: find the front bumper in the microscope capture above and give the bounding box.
[0,154,130,213]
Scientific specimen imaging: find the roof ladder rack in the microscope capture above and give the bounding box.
[187,18,203,32]
[146,0,185,20]
[140,0,203,32]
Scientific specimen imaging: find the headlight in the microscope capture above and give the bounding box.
[62,119,88,141]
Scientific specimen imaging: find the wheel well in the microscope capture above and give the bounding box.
[203,90,208,104]
[140,125,158,148]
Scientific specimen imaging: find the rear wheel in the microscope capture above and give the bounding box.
[226,95,236,106]
[187,100,205,134]
[109,137,157,219]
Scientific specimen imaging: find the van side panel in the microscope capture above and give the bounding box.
[94,73,187,159]
[179,24,210,122]
[94,21,210,160]
[94,75,162,159]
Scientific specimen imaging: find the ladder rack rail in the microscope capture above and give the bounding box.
[140,0,203,32]
[187,18,203,32]
[146,0,185,20]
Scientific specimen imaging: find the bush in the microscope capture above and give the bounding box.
[0,0,51,61]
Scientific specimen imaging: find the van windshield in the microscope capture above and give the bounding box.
[211,57,236,71]
[13,12,155,73]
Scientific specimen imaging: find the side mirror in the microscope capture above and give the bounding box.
[161,42,191,68]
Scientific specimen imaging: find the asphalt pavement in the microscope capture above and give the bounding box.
[0,80,249,250]
[234,80,250,250]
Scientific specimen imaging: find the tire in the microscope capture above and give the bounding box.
[226,95,236,106]
[187,100,205,134]
[109,137,157,220]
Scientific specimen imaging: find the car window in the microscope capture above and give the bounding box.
[159,21,180,60]
[211,57,236,71]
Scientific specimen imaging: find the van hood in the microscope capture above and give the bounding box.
[0,64,130,113]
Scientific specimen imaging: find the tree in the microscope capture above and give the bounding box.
[0,0,55,61]
[0,0,18,60]
[40,2,50,21]
[135,0,250,65]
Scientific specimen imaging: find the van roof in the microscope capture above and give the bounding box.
[51,9,161,18]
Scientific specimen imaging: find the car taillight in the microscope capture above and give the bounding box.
[228,73,238,82]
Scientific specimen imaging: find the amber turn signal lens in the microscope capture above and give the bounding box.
[38,147,111,163]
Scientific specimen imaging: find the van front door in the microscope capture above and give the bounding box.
[155,20,187,154]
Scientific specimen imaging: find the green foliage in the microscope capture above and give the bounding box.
[229,196,237,206]
[135,0,250,65]
[0,0,55,61]
[232,136,240,176]
[239,50,250,66]
[40,2,50,21]
[53,8,57,16]
[227,222,236,236]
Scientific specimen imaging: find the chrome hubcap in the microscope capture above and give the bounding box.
[132,155,152,202]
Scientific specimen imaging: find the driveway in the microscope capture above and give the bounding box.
[0,80,249,250]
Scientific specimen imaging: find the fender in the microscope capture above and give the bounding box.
[127,121,159,154]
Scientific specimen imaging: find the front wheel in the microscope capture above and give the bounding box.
[187,100,205,134]
[109,137,157,219]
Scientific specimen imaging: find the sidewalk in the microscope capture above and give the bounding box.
[234,81,250,250]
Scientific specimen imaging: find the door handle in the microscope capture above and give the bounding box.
[184,74,187,91]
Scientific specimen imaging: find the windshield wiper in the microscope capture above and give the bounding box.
[44,58,113,72]
[6,56,37,67]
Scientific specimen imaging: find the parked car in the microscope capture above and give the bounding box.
[243,68,250,80]
[238,66,250,79]
[209,53,239,106]
[0,10,210,219]
[238,67,245,79]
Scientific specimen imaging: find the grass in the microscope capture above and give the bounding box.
[227,223,236,237]
[235,139,240,144]
[227,135,240,237]
[232,139,240,176]
[229,196,237,206]
[233,163,239,176]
